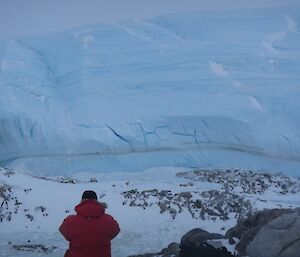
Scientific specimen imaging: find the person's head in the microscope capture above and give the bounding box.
[81,190,98,201]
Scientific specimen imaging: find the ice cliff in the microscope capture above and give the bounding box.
[0,7,300,175]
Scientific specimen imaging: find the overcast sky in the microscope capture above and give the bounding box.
[0,0,299,38]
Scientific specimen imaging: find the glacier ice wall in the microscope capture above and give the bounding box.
[0,7,300,176]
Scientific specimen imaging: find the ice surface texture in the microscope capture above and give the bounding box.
[0,7,300,175]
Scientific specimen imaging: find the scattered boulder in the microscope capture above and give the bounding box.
[1,183,23,222]
[180,242,234,257]
[128,228,231,257]
[12,244,57,253]
[177,169,300,195]
[181,228,224,246]
[122,188,252,220]
[247,208,300,257]
[180,228,233,257]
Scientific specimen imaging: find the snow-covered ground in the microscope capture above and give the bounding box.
[0,6,300,176]
[1,166,300,257]
[1,6,300,256]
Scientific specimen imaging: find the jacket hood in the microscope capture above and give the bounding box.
[75,200,105,218]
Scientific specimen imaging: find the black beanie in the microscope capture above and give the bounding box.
[82,190,98,200]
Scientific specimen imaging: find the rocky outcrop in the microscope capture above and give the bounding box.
[128,228,233,257]
[128,208,300,257]
[247,208,300,257]
[180,228,234,257]
[123,169,300,223]
[225,208,294,256]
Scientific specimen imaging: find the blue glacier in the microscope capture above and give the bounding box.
[0,6,300,176]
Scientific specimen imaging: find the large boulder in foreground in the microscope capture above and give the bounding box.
[181,228,224,246]
[128,228,232,257]
[180,228,234,257]
[225,208,294,256]
[247,208,300,257]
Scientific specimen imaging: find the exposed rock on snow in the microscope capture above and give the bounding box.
[247,208,300,257]
[226,208,295,256]
[0,167,48,223]
[0,183,21,222]
[11,244,57,253]
[177,169,300,195]
[128,228,233,257]
[160,243,180,257]
[180,228,224,245]
[180,228,234,257]
[31,175,81,184]
[122,168,300,221]
[2,166,300,257]
[129,208,300,257]
[121,188,252,220]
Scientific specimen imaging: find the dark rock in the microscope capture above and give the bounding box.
[179,228,233,257]
[177,169,300,195]
[2,169,15,177]
[25,213,34,221]
[180,242,234,257]
[181,228,224,247]
[122,187,251,221]
[178,192,192,199]
[160,242,180,257]
[127,227,234,257]
[0,183,22,222]
[35,206,46,213]
[12,244,57,253]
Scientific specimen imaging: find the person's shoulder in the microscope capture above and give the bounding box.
[103,213,117,221]
[62,214,77,223]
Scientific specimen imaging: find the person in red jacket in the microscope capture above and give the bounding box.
[59,190,120,257]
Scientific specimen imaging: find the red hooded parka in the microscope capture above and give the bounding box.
[59,200,120,257]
